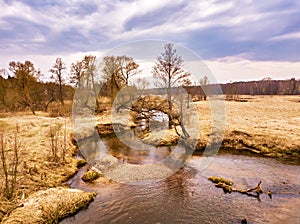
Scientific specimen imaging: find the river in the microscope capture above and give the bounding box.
[61,135,300,224]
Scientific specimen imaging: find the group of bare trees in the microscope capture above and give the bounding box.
[0,43,196,119]
[0,57,79,114]
[101,56,140,102]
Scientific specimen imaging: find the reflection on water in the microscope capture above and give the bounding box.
[63,136,300,224]
[78,133,183,166]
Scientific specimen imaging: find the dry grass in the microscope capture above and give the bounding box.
[0,112,94,222]
[77,95,300,159]
[1,187,95,224]
[195,95,300,158]
[48,101,73,117]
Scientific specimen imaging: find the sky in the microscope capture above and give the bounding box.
[0,0,300,83]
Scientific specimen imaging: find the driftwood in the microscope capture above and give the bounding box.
[208,176,272,201]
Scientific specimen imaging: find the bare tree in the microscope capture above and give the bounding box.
[182,78,192,108]
[152,43,190,128]
[117,56,140,85]
[0,69,8,108]
[50,58,66,105]
[81,55,97,88]
[9,61,38,114]
[102,56,125,104]
[199,75,209,101]
[134,77,150,98]
[81,55,101,111]
[70,61,84,88]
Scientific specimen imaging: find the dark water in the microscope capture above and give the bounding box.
[62,136,300,224]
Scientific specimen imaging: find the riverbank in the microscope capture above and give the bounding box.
[94,95,300,162]
[0,112,95,223]
[194,95,300,162]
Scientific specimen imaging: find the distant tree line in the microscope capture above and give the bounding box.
[145,78,300,102]
[220,78,300,95]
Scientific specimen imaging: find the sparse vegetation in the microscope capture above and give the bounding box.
[0,127,20,200]
[0,114,88,222]
[48,120,68,164]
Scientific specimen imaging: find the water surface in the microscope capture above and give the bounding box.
[62,136,300,224]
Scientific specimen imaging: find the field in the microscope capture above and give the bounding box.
[0,95,299,222]
[195,95,300,158]
[0,112,88,222]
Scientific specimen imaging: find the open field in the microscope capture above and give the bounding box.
[195,95,300,159]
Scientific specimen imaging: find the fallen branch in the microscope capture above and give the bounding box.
[208,176,272,200]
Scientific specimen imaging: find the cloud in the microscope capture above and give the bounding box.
[205,56,300,83]
[269,31,300,41]
[0,0,300,83]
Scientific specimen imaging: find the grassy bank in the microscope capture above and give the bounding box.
[0,112,94,223]
[194,95,300,160]
[93,95,300,160]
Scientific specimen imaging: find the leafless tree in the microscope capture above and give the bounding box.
[81,55,101,111]
[152,43,190,128]
[134,77,150,98]
[70,61,84,88]
[50,57,66,105]
[199,75,209,101]
[9,61,38,114]
[117,56,140,85]
[102,56,124,104]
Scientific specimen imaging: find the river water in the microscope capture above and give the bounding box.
[62,136,300,224]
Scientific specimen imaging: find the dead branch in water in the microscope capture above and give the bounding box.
[208,176,272,201]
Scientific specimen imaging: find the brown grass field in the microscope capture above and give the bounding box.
[0,95,299,222]
[195,95,300,158]
[0,112,89,222]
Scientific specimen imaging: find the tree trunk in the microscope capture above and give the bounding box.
[59,82,64,106]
